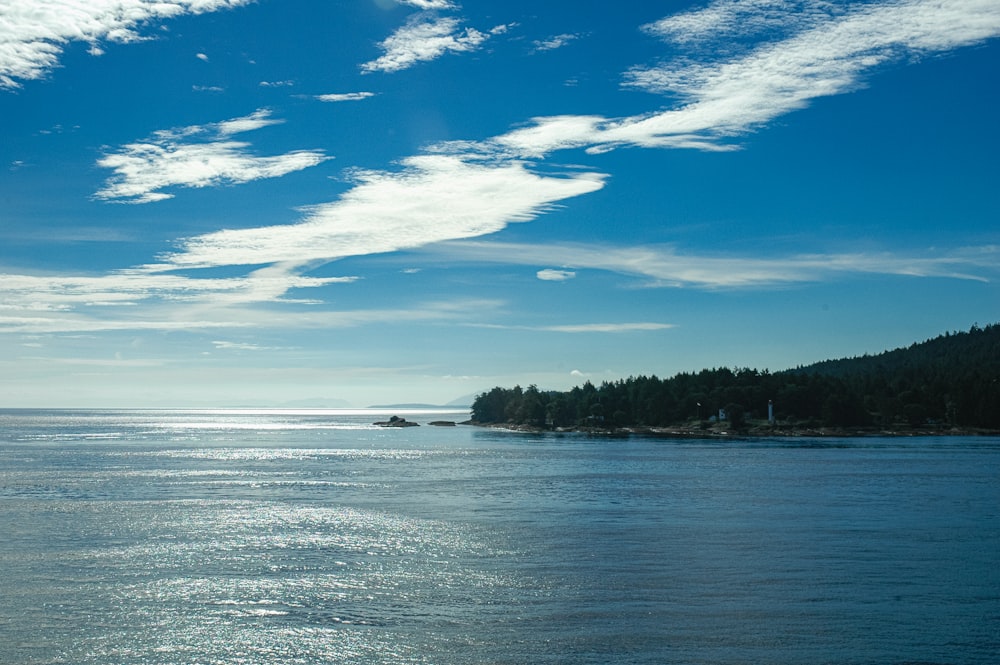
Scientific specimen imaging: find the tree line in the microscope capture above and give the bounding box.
[470,323,1000,430]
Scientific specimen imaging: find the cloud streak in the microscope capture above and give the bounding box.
[532,33,582,52]
[149,155,606,269]
[438,0,1000,158]
[6,0,997,345]
[95,109,330,203]
[361,15,508,73]
[315,92,376,102]
[396,0,456,8]
[0,266,499,334]
[0,0,251,89]
[470,322,676,334]
[436,241,1000,288]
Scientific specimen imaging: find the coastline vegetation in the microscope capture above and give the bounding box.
[470,323,1000,435]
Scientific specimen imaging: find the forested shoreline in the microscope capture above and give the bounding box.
[470,324,1000,434]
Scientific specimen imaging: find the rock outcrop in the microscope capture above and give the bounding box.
[373,415,419,428]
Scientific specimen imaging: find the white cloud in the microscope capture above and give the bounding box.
[537,269,576,281]
[396,0,456,9]
[0,265,507,334]
[315,91,376,102]
[8,0,996,343]
[0,268,357,311]
[543,323,675,333]
[211,340,276,351]
[150,155,606,269]
[436,241,1000,288]
[471,322,675,333]
[532,33,581,52]
[213,108,282,136]
[642,0,833,47]
[361,15,505,73]
[94,109,331,203]
[0,265,357,333]
[0,0,251,89]
[195,52,209,61]
[620,0,1000,144]
[444,0,1000,158]
[8,121,603,336]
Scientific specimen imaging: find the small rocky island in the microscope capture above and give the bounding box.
[373,415,419,428]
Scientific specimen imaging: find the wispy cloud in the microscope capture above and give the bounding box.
[543,323,674,333]
[7,0,996,345]
[315,91,376,102]
[0,265,496,334]
[436,241,1000,288]
[147,155,606,269]
[8,238,988,336]
[532,33,582,52]
[211,340,281,351]
[438,0,1000,158]
[642,0,835,48]
[622,0,1000,141]
[361,15,508,73]
[395,0,456,8]
[94,109,331,203]
[0,0,251,89]
[0,268,356,312]
[8,135,603,336]
[471,322,675,333]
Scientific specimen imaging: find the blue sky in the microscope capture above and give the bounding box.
[1,0,998,407]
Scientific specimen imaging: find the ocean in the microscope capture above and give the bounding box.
[1,408,998,664]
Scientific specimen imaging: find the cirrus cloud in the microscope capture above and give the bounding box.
[148,155,606,270]
[396,0,456,8]
[94,109,331,203]
[315,91,376,102]
[436,241,1000,288]
[0,0,251,89]
[532,33,582,53]
[436,0,1000,159]
[361,15,509,73]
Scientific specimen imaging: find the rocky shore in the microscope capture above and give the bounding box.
[465,421,999,438]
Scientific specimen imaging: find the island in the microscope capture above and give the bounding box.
[469,324,1000,436]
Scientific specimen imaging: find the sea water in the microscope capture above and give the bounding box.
[0,408,997,664]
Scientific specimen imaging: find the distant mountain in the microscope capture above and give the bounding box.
[445,393,478,407]
[367,403,471,410]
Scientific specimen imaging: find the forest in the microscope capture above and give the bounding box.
[470,323,1000,432]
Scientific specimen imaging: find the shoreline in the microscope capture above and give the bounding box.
[464,421,1000,438]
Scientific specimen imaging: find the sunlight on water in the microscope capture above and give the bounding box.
[59,500,518,665]
[144,447,443,461]
[1,410,997,664]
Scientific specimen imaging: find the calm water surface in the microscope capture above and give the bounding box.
[1,409,998,664]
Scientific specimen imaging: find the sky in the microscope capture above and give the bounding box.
[1,0,998,408]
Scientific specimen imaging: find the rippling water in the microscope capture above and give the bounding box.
[1,409,998,664]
